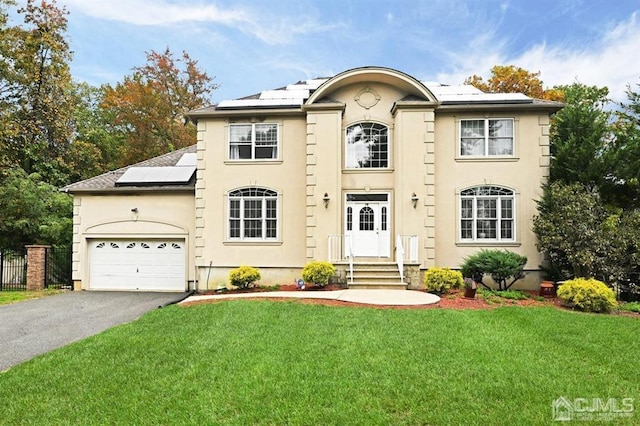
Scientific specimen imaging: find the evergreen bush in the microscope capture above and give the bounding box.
[460,249,527,290]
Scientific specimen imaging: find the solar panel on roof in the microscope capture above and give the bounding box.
[259,89,310,100]
[175,153,197,166]
[115,166,196,186]
[437,93,532,103]
[217,99,305,108]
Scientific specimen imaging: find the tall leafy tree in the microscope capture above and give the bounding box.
[606,81,640,208]
[465,65,564,101]
[0,168,72,250]
[63,82,126,182]
[0,0,18,169]
[1,0,74,186]
[102,48,217,166]
[549,83,612,193]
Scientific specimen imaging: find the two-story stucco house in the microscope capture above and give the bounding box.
[63,67,563,292]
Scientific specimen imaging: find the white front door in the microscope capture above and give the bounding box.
[345,193,390,257]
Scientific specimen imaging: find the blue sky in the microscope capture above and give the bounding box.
[14,0,640,103]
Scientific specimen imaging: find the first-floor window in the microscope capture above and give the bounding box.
[228,187,278,240]
[460,186,514,241]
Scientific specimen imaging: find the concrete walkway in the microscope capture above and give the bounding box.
[182,289,441,306]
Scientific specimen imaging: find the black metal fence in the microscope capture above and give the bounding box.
[45,246,73,290]
[0,248,27,291]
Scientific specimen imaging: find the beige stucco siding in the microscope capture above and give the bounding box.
[195,116,308,288]
[72,192,195,290]
[433,111,549,285]
[190,69,558,289]
[306,82,433,262]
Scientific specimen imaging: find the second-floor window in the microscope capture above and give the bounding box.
[460,119,513,157]
[345,122,389,168]
[229,123,278,160]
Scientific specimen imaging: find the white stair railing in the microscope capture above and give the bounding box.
[399,234,419,262]
[327,235,354,286]
[396,234,405,283]
[346,234,354,286]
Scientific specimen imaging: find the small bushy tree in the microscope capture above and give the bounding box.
[532,181,624,281]
[229,266,261,289]
[423,267,463,294]
[460,249,527,290]
[301,261,335,287]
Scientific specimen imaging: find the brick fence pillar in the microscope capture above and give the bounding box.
[26,245,49,291]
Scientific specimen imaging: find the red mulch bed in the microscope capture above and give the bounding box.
[185,286,639,317]
[182,286,591,312]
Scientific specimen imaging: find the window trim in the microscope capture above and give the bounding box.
[228,123,279,161]
[459,186,516,243]
[344,121,390,169]
[227,187,279,241]
[459,118,515,158]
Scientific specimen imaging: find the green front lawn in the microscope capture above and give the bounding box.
[0,301,638,424]
[0,289,63,305]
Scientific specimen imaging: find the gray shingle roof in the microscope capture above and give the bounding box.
[61,145,197,194]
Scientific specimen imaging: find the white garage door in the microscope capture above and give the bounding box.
[89,240,185,291]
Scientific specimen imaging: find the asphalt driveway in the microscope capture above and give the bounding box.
[0,291,190,372]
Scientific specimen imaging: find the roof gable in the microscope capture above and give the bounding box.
[62,145,197,194]
[188,66,563,119]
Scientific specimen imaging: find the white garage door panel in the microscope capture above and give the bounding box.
[90,240,185,291]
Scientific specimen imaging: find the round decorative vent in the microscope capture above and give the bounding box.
[354,87,381,109]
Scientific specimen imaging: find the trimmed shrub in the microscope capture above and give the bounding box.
[484,289,530,300]
[301,261,335,287]
[424,267,463,294]
[557,278,618,313]
[460,249,527,290]
[620,302,640,314]
[229,266,261,289]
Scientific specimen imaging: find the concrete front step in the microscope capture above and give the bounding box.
[345,260,406,289]
[348,282,408,290]
[347,272,401,281]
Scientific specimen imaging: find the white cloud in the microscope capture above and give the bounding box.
[63,0,339,45]
[519,11,640,102]
[435,11,640,102]
[64,0,248,26]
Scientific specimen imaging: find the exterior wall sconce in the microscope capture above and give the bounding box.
[131,207,138,213]
[411,193,419,209]
[323,193,330,208]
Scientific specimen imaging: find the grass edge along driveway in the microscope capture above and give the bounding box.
[0,301,638,425]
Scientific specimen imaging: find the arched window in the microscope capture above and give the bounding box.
[460,186,515,241]
[228,187,278,240]
[359,206,375,231]
[345,122,389,168]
